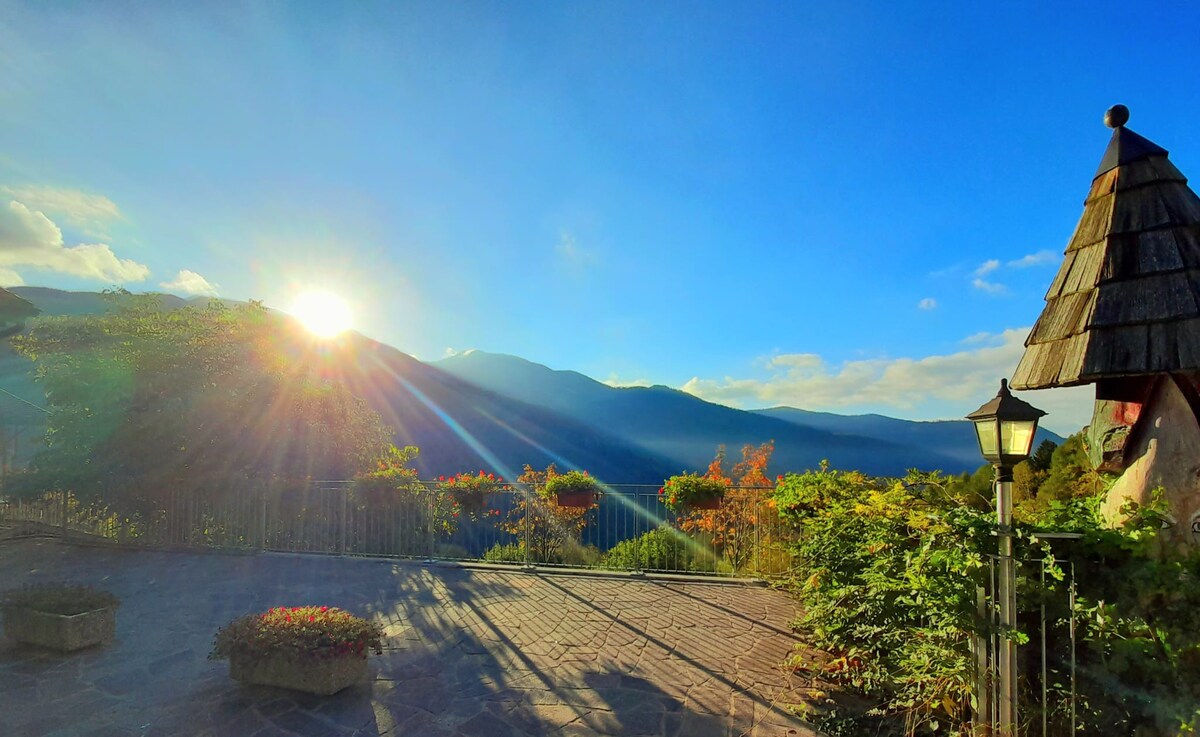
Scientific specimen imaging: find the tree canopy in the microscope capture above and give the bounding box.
[8,293,392,501]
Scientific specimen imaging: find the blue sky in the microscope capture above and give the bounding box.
[2,1,1198,435]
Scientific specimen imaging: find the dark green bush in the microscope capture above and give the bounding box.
[600,526,714,572]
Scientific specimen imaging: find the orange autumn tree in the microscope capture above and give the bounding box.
[680,441,777,573]
[499,463,593,563]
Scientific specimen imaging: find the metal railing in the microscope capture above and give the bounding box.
[975,549,1078,737]
[0,482,798,579]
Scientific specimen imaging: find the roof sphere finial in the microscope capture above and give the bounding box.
[1105,104,1130,128]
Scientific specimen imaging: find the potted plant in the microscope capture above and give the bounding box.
[544,470,601,509]
[210,606,384,695]
[1,584,120,651]
[660,473,728,512]
[438,471,504,519]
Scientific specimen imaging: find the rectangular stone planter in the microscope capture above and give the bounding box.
[229,652,368,695]
[2,606,116,651]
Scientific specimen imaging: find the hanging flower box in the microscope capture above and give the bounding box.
[439,471,504,519]
[660,473,729,513]
[544,470,602,509]
[210,606,383,696]
[1,584,119,652]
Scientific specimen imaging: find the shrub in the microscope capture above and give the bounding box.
[601,527,713,572]
[1,584,120,616]
[659,473,728,512]
[774,466,1200,736]
[210,606,383,661]
[482,543,525,563]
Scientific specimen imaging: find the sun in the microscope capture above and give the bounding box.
[290,291,353,338]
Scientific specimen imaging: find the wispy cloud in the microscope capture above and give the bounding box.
[918,297,937,310]
[972,277,1007,295]
[680,327,1092,434]
[160,269,218,296]
[1,185,123,238]
[0,199,149,283]
[1008,250,1057,268]
[602,373,652,388]
[974,259,1000,277]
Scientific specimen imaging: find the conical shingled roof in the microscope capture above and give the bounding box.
[0,286,38,322]
[1011,106,1200,390]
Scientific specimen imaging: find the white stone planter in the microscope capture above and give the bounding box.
[2,606,116,651]
[229,652,368,695]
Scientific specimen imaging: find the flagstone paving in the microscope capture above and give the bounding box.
[0,539,820,737]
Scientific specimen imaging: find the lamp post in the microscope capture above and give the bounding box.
[967,378,1046,737]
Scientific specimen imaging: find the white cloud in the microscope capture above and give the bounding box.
[1,185,122,238]
[679,327,1093,435]
[972,277,1007,295]
[0,200,149,283]
[0,268,24,287]
[918,297,937,310]
[160,269,218,296]
[1008,250,1057,268]
[603,373,652,388]
[974,259,1001,277]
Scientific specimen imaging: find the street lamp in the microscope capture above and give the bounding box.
[967,378,1046,737]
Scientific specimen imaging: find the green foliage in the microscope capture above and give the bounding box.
[1,584,120,616]
[600,526,715,572]
[209,606,383,661]
[482,543,525,563]
[774,462,1200,736]
[659,472,728,512]
[774,467,990,734]
[1029,438,1057,472]
[8,293,392,504]
[543,469,602,497]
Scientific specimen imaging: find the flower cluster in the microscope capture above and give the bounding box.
[209,606,384,661]
[438,471,507,519]
[658,473,729,512]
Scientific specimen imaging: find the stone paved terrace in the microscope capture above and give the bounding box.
[0,538,821,737]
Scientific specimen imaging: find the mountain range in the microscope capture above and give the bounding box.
[0,288,1064,482]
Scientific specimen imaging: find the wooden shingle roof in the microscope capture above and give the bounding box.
[1011,106,1200,390]
[0,286,39,322]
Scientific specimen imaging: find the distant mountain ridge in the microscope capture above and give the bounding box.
[0,289,677,482]
[2,288,1064,482]
[433,350,1060,475]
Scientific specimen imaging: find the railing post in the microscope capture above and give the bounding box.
[425,484,435,562]
[259,484,268,550]
[522,484,533,570]
[973,584,991,736]
[339,485,348,555]
[60,489,69,539]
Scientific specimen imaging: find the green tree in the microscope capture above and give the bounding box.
[9,293,392,503]
[1037,432,1101,502]
[1029,438,1057,472]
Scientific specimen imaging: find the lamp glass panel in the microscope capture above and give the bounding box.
[1001,419,1037,459]
[973,419,999,459]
